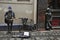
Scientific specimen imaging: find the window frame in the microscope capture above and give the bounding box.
[0,0,33,4]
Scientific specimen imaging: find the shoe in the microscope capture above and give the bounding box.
[50,29,53,31]
[6,32,12,35]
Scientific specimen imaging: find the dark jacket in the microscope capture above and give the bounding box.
[4,11,15,23]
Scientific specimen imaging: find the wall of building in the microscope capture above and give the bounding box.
[0,0,37,24]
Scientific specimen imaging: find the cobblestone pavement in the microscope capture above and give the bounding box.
[0,30,60,40]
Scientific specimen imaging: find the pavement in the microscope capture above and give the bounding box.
[0,30,60,40]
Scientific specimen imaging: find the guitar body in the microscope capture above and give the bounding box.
[5,19,13,23]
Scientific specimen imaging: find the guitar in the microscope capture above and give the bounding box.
[5,18,18,23]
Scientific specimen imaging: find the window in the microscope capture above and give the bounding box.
[49,0,60,9]
[0,0,32,4]
[17,0,30,1]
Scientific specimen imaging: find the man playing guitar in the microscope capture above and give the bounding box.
[4,7,15,34]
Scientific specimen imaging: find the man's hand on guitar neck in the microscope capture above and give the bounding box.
[10,18,19,20]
